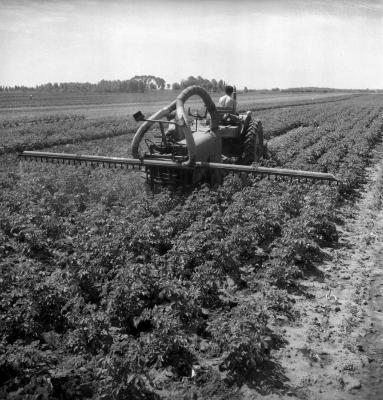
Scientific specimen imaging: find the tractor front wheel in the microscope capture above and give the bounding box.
[241,119,264,164]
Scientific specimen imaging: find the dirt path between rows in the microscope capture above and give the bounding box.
[258,146,383,399]
[357,156,383,399]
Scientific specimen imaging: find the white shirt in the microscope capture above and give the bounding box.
[218,94,237,111]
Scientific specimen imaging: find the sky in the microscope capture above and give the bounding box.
[0,0,382,89]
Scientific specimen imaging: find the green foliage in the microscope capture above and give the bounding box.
[0,116,133,155]
[208,300,274,384]
[1,95,383,398]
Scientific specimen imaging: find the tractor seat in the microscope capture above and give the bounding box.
[216,106,236,114]
[216,106,240,126]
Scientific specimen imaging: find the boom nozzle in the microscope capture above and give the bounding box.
[133,111,145,122]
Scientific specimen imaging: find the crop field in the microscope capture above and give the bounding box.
[1,93,383,399]
[0,90,355,121]
[0,91,363,156]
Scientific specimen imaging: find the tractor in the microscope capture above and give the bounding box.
[131,85,265,188]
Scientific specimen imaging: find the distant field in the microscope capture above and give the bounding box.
[0,91,371,156]
[0,90,356,121]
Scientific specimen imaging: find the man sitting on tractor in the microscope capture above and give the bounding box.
[218,85,237,112]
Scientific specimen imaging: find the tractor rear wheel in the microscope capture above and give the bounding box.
[241,119,264,164]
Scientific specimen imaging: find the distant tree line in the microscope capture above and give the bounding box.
[1,78,381,93]
[0,75,228,93]
[0,75,166,93]
[270,87,381,93]
[171,76,226,92]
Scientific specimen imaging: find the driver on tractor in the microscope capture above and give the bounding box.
[218,85,239,126]
[218,85,237,112]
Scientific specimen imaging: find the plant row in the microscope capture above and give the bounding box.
[0,117,136,156]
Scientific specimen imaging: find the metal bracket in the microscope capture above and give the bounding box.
[187,107,207,131]
[133,111,177,125]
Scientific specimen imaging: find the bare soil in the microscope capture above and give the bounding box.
[253,146,383,400]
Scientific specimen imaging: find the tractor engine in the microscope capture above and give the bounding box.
[144,129,222,189]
